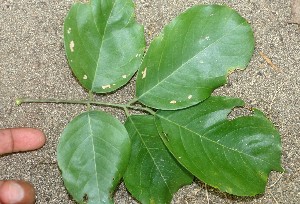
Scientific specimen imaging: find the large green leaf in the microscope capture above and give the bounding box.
[124,115,193,204]
[57,111,131,204]
[136,5,254,110]
[64,0,145,93]
[155,96,283,196]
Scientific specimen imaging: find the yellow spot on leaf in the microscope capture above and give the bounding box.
[102,84,111,89]
[188,95,193,99]
[83,75,87,80]
[142,67,147,79]
[70,41,75,52]
[67,27,71,34]
[122,75,127,79]
[170,100,177,104]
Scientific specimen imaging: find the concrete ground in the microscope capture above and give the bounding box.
[0,0,299,203]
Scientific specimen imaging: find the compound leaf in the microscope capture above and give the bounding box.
[57,111,131,204]
[136,5,254,110]
[155,96,283,196]
[64,0,145,93]
[124,115,193,204]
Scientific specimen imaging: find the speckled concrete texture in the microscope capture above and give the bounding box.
[0,0,299,203]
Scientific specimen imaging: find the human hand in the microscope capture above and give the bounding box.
[0,128,46,204]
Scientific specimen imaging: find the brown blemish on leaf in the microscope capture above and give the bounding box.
[170,100,177,104]
[142,67,147,79]
[70,41,75,52]
[102,84,111,89]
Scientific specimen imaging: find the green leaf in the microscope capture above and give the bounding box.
[136,5,254,110]
[155,96,283,196]
[64,0,145,93]
[124,115,193,204]
[57,111,131,204]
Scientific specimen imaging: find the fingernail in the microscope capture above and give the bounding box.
[7,181,24,203]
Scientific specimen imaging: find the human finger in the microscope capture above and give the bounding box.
[0,128,46,155]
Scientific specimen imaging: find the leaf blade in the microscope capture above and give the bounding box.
[124,115,193,204]
[156,96,283,196]
[64,0,145,93]
[57,111,131,204]
[136,5,255,110]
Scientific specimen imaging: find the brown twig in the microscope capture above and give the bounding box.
[259,51,282,72]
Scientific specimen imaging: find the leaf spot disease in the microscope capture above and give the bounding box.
[142,67,147,79]
[83,75,88,80]
[188,95,193,99]
[170,100,177,104]
[122,75,127,79]
[70,41,75,52]
[205,36,210,40]
[67,27,71,34]
[102,84,111,89]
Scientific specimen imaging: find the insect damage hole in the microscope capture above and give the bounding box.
[227,106,253,120]
[142,67,147,79]
[83,194,88,203]
[70,40,75,52]
[102,84,111,89]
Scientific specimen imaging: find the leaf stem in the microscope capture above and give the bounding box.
[127,97,138,105]
[16,98,156,115]
[87,90,94,111]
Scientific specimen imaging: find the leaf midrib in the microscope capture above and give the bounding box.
[138,20,247,100]
[88,113,101,201]
[128,117,172,196]
[157,114,276,167]
[92,1,117,89]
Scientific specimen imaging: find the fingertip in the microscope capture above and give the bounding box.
[0,128,46,154]
[0,180,35,204]
[24,128,46,149]
[13,128,46,151]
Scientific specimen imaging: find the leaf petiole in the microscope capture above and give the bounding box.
[16,98,156,115]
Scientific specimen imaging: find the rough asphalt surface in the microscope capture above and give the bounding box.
[0,0,299,203]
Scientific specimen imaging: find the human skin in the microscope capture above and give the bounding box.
[0,128,46,204]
